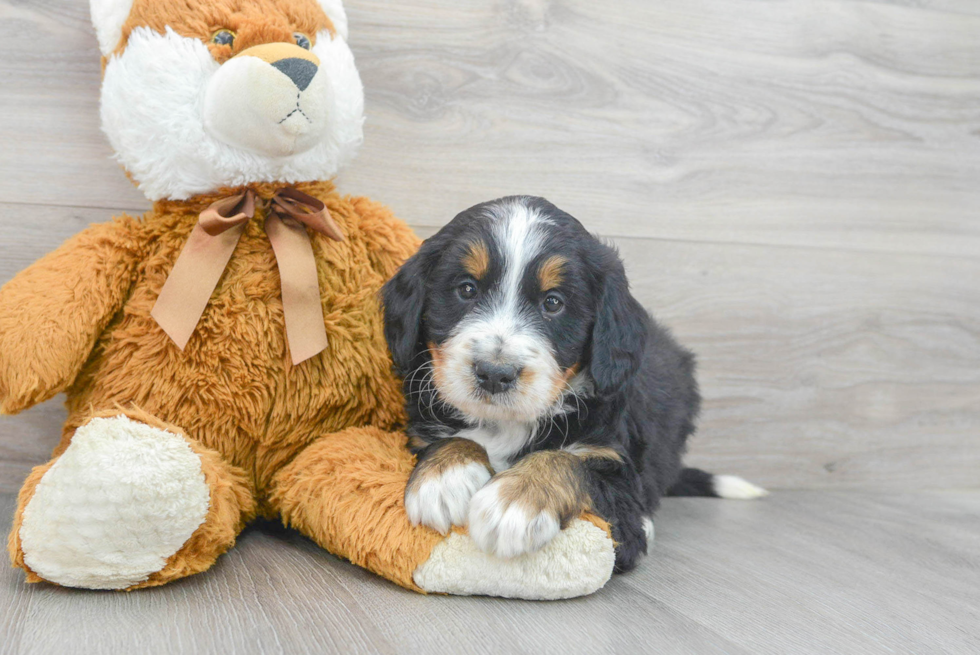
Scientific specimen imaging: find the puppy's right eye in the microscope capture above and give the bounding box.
[211,30,236,47]
[456,281,479,301]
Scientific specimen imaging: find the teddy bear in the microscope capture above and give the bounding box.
[0,0,615,598]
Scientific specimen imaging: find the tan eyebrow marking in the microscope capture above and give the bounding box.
[462,241,490,279]
[538,255,567,291]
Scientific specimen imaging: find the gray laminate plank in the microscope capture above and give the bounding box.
[627,491,980,654]
[0,496,32,655]
[2,1,979,256]
[615,237,980,491]
[0,494,744,655]
[2,491,978,654]
[0,397,65,495]
[337,0,980,257]
[3,0,980,491]
[231,522,748,655]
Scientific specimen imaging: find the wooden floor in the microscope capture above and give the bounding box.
[1,490,978,654]
[2,0,978,492]
[1,0,978,653]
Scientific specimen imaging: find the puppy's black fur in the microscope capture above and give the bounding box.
[383,196,748,572]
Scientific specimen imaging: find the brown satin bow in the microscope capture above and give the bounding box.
[151,187,344,365]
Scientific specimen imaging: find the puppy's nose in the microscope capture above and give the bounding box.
[474,361,523,395]
[271,58,318,91]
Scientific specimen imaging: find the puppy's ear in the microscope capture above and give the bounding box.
[382,236,443,376]
[590,260,647,398]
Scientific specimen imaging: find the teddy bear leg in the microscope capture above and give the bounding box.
[269,427,615,599]
[8,410,255,590]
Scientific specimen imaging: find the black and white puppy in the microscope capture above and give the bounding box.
[382,196,766,572]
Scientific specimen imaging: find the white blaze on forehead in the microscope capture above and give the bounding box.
[485,198,550,329]
[432,198,567,425]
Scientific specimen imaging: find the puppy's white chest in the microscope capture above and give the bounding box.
[455,422,533,472]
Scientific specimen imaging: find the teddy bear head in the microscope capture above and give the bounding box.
[91,0,363,201]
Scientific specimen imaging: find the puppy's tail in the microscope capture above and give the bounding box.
[666,467,768,500]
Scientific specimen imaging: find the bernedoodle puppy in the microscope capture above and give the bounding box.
[382,196,766,573]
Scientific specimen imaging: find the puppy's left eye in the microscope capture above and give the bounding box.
[542,294,564,314]
[457,281,479,301]
[294,33,312,49]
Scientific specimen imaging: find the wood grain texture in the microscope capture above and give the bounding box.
[2,490,978,654]
[342,0,980,257]
[1,0,979,494]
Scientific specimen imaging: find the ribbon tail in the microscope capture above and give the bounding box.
[265,214,329,365]
[151,223,246,349]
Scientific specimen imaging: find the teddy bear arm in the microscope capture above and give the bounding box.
[348,196,423,281]
[269,427,617,598]
[0,217,143,414]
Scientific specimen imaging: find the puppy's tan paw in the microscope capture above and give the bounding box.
[468,481,560,557]
[468,451,589,558]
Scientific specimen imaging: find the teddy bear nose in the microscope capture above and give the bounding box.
[271,58,318,91]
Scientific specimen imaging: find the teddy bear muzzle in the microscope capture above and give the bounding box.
[203,42,330,158]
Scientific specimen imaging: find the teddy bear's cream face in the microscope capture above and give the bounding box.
[203,41,333,158]
[91,0,363,201]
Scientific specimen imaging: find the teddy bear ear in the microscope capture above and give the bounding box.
[90,0,135,57]
[317,0,349,40]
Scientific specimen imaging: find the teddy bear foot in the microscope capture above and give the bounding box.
[412,518,616,600]
[14,415,211,589]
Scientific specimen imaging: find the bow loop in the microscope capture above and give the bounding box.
[269,187,345,242]
[198,191,255,236]
[151,187,338,365]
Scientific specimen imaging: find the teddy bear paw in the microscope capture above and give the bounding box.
[412,517,615,600]
[17,415,210,589]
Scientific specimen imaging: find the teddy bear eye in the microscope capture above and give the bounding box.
[211,29,236,47]
[293,33,312,50]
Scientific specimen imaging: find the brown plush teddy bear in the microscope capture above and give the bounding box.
[0,0,615,598]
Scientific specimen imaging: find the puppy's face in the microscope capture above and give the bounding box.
[423,200,594,422]
[385,197,645,425]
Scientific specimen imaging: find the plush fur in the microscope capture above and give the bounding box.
[2,0,616,597]
[383,197,767,573]
[2,182,429,588]
[100,0,363,200]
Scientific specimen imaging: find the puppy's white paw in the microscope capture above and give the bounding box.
[405,461,492,534]
[468,480,561,558]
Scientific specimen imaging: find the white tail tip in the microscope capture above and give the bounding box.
[641,517,655,543]
[713,475,769,500]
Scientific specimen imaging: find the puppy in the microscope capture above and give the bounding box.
[382,196,766,572]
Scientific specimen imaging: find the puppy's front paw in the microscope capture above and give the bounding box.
[405,438,493,534]
[468,451,589,558]
[468,480,561,558]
